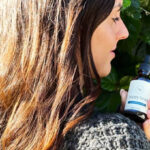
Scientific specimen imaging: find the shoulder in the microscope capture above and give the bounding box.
[63,113,150,150]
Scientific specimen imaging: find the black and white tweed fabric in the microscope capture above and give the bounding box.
[63,113,150,150]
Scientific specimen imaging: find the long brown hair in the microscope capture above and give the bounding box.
[0,0,115,149]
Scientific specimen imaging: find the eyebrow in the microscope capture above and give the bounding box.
[113,3,122,11]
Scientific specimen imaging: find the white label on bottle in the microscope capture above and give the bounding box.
[125,80,150,114]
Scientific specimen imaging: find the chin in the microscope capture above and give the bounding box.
[98,66,111,78]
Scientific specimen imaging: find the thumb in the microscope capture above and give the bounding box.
[143,119,150,140]
[120,89,128,111]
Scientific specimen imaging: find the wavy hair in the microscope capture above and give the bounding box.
[0,0,115,149]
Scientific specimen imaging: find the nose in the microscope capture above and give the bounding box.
[118,20,129,40]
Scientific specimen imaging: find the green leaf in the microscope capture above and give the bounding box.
[140,15,150,44]
[141,32,150,44]
[95,91,121,112]
[131,0,140,9]
[95,91,111,112]
[123,0,131,10]
[101,68,118,92]
[123,0,141,20]
[119,14,142,54]
[140,0,150,11]
[107,92,121,112]
[119,76,133,90]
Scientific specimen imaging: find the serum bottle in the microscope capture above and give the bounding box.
[124,55,150,123]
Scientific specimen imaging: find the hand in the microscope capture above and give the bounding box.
[143,100,150,140]
[120,89,150,140]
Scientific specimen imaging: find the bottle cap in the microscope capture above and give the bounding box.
[139,55,150,76]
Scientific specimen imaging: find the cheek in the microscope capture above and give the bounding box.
[91,24,116,51]
[91,24,116,77]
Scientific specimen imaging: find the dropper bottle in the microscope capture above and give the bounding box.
[124,55,150,123]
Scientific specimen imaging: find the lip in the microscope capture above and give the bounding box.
[110,51,115,56]
[110,48,116,58]
[112,47,117,51]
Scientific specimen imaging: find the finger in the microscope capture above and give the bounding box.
[120,89,128,111]
[147,100,150,109]
[143,119,150,140]
[146,100,150,119]
[147,110,150,119]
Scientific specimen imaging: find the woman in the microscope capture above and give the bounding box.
[0,0,149,149]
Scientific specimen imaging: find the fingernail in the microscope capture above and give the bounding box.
[120,89,124,94]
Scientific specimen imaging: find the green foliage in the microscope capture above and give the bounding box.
[96,0,150,112]
[122,0,131,10]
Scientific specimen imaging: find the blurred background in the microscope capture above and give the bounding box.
[96,0,150,112]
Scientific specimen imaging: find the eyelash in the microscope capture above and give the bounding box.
[112,17,120,23]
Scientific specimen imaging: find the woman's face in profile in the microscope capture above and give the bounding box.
[91,0,129,78]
